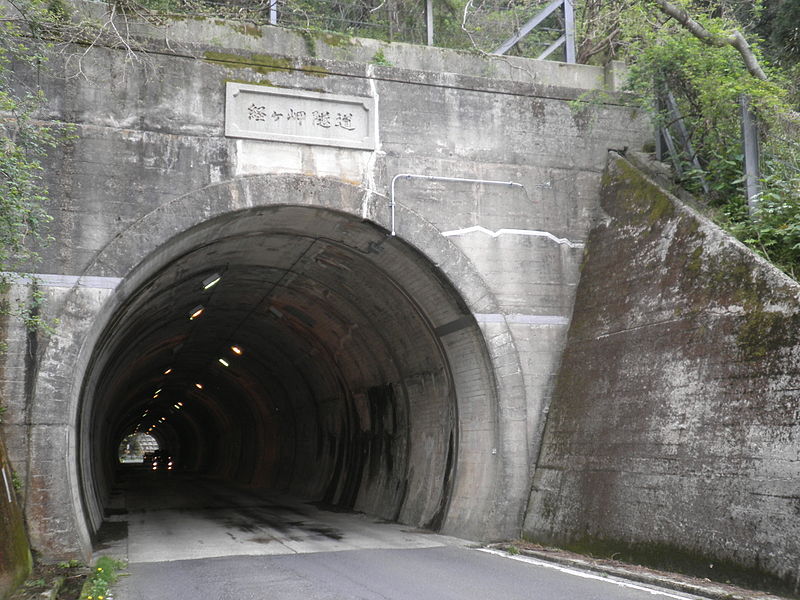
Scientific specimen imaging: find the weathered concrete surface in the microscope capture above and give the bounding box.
[1,5,649,561]
[0,434,31,599]
[524,154,800,596]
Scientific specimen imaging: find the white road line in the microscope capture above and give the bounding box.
[479,549,701,600]
[441,226,585,248]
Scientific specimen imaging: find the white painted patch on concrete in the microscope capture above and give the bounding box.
[235,139,370,182]
[362,64,384,220]
[441,226,584,248]
[479,549,701,600]
[1,272,122,289]
[475,313,570,326]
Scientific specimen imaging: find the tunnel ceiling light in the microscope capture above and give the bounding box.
[189,305,205,320]
[202,273,222,290]
[177,401,184,407]
[218,358,229,367]
[230,345,243,356]
[194,382,203,390]
[163,367,173,375]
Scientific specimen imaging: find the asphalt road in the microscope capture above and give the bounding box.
[108,471,703,600]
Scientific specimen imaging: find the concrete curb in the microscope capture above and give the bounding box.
[488,545,789,600]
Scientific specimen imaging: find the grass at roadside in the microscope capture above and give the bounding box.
[80,556,126,600]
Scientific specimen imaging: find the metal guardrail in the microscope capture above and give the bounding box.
[656,88,762,214]
[194,0,577,62]
[492,0,575,63]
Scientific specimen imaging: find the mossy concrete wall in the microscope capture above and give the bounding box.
[0,435,31,599]
[524,153,800,596]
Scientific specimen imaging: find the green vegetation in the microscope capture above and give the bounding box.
[0,0,73,333]
[58,559,84,569]
[79,556,125,600]
[0,1,60,274]
[11,470,22,491]
[371,48,392,66]
[579,0,800,278]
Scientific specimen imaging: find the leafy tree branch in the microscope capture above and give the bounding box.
[650,0,767,80]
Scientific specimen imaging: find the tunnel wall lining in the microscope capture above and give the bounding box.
[524,154,800,595]
[24,175,522,556]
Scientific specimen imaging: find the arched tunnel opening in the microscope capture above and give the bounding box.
[76,205,480,547]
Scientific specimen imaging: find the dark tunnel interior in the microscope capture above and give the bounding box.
[78,206,469,542]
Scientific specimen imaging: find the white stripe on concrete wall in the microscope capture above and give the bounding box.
[441,226,584,248]
[474,313,570,326]
[1,273,122,289]
[2,466,12,504]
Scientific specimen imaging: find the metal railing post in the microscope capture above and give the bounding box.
[269,0,277,25]
[492,0,564,56]
[426,0,434,46]
[740,95,761,214]
[563,0,576,63]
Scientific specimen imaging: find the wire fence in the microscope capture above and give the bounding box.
[136,0,571,59]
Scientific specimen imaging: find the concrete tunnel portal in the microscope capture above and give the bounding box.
[75,204,501,546]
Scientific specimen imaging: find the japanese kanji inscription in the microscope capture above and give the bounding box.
[225,83,376,150]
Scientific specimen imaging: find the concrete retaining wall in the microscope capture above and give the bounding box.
[524,154,800,596]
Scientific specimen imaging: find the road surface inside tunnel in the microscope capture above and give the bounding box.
[99,467,462,564]
[104,470,705,600]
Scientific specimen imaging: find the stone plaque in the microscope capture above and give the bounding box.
[225,83,376,150]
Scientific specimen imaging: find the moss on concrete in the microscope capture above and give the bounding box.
[737,309,796,360]
[685,245,704,275]
[204,51,329,77]
[525,534,800,598]
[0,438,32,599]
[615,159,676,227]
[224,77,275,87]
[533,154,800,598]
[205,19,263,38]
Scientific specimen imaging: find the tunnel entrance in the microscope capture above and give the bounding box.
[77,205,479,545]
